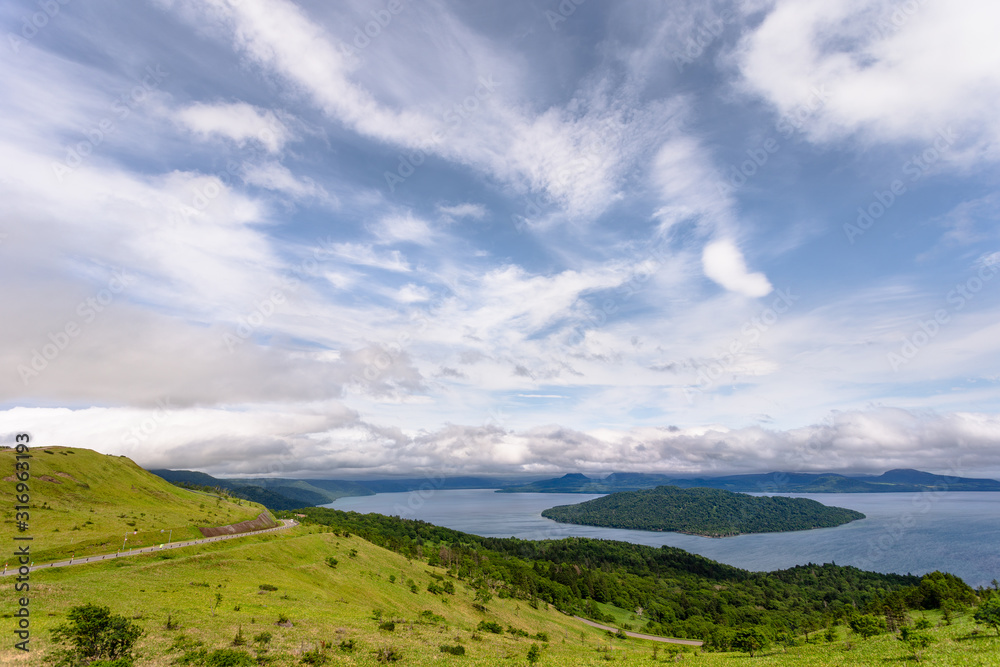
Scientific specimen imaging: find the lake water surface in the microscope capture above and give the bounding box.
[329,489,1000,588]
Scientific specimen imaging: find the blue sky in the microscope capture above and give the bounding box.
[2,0,1000,478]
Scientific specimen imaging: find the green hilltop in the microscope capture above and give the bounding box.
[540,485,866,536]
[0,446,270,562]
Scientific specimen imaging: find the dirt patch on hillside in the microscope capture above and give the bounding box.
[38,475,63,483]
[198,512,276,537]
[55,472,80,482]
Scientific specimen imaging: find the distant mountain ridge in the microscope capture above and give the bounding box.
[498,469,1000,494]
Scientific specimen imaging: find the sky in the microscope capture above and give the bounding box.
[2,0,1000,479]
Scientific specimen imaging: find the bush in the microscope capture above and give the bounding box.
[732,626,770,657]
[259,584,278,591]
[339,639,356,652]
[300,648,329,665]
[325,557,338,569]
[49,604,143,666]
[440,644,466,655]
[253,631,272,645]
[379,621,396,632]
[375,646,403,663]
[443,580,455,594]
[477,620,503,634]
[507,626,530,638]
[975,597,1000,636]
[848,614,886,639]
[527,643,542,664]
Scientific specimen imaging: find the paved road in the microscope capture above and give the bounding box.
[2,519,297,576]
[572,615,704,646]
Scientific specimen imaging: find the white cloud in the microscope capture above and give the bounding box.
[702,239,773,297]
[176,102,291,153]
[4,405,999,478]
[735,0,1000,163]
[437,202,486,221]
[372,213,435,245]
[243,161,331,202]
[330,242,411,272]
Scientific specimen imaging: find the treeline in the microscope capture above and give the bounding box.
[172,482,313,511]
[541,486,865,536]
[279,507,978,646]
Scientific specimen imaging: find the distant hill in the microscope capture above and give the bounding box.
[148,470,374,510]
[540,486,866,537]
[500,468,1000,494]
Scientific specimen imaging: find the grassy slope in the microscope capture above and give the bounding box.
[1,526,996,666]
[0,447,268,562]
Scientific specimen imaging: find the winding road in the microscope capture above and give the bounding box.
[572,615,704,646]
[2,519,297,576]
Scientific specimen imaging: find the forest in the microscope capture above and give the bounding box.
[540,485,866,536]
[281,506,979,649]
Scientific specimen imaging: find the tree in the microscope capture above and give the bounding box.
[732,627,770,657]
[974,596,1000,636]
[848,613,886,639]
[49,604,143,666]
[898,625,934,661]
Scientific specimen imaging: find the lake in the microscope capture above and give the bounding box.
[329,489,1000,588]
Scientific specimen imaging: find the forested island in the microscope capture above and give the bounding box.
[540,485,866,537]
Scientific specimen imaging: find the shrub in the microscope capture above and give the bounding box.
[300,648,329,665]
[732,626,770,657]
[848,613,886,639]
[477,620,503,634]
[49,604,143,666]
[527,643,542,664]
[259,584,278,592]
[253,631,272,645]
[440,644,466,655]
[339,639,356,652]
[534,632,549,642]
[325,557,338,569]
[379,621,396,632]
[427,583,443,594]
[443,580,455,594]
[507,626,530,638]
[375,646,403,663]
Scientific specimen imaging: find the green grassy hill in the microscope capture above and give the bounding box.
[0,446,269,562]
[540,485,866,536]
[2,523,997,666]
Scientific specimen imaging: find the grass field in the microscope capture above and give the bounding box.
[0,446,269,562]
[1,524,998,666]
